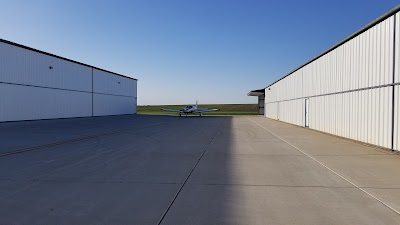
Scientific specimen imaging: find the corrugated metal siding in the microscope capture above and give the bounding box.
[93,69,136,97]
[93,94,136,116]
[0,83,92,121]
[395,13,400,150]
[0,41,137,122]
[396,13,400,84]
[0,42,92,92]
[394,86,399,150]
[274,69,303,102]
[264,13,398,151]
[265,84,278,103]
[278,99,304,126]
[302,16,394,98]
[265,103,278,120]
[307,88,392,148]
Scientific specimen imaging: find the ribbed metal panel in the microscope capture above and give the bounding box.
[93,94,136,116]
[0,42,92,92]
[93,69,136,97]
[276,99,304,126]
[263,13,397,150]
[265,103,278,120]
[274,69,303,102]
[0,41,137,122]
[307,88,392,148]
[396,12,400,83]
[265,85,277,103]
[395,13,400,150]
[0,83,92,122]
[301,15,394,98]
[394,86,400,150]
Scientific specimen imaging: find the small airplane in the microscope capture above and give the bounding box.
[161,101,220,117]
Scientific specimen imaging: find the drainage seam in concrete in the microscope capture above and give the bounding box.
[156,121,222,225]
[247,117,400,216]
[0,122,167,158]
[187,183,356,189]
[0,122,185,201]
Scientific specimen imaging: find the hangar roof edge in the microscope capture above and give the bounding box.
[0,38,138,81]
[263,4,400,89]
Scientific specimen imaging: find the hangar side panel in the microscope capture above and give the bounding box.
[0,83,92,122]
[308,88,392,149]
[395,86,400,151]
[263,14,395,150]
[93,94,136,117]
[397,12,400,84]
[93,69,136,97]
[0,42,92,92]
[301,15,394,97]
[265,103,278,120]
[395,13,400,151]
[265,84,277,104]
[278,99,304,127]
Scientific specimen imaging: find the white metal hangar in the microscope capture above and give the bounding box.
[247,89,265,115]
[250,5,400,151]
[0,39,137,122]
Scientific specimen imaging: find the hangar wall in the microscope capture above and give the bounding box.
[264,9,400,151]
[0,39,137,122]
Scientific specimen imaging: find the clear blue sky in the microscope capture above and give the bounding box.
[1,0,399,105]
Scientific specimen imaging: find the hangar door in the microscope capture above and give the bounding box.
[305,99,309,127]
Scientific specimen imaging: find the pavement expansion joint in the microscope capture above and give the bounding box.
[187,183,357,189]
[213,140,284,143]
[310,154,392,156]
[27,179,182,185]
[156,119,224,225]
[206,153,305,156]
[358,187,400,190]
[0,121,170,158]
[247,117,400,217]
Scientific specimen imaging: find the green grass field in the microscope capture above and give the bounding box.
[138,104,258,115]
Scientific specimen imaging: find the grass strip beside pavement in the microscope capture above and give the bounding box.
[138,104,258,115]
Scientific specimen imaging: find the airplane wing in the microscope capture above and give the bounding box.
[161,108,183,113]
[195,108,220,112]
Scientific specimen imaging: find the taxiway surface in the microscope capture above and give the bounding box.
[0,115,399,224]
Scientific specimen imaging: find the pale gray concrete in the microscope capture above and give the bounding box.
[0,115,400,224]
